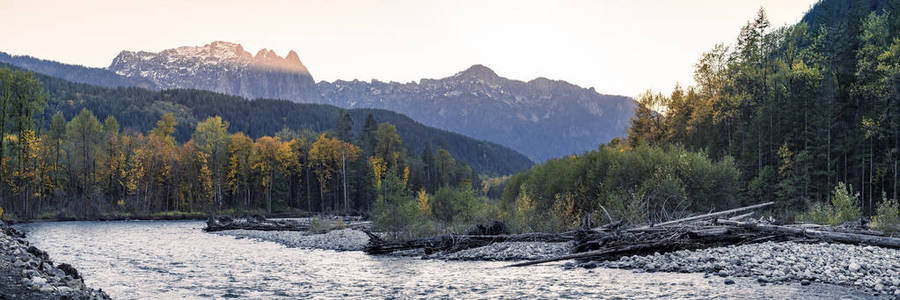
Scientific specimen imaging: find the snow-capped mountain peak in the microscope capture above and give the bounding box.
[108,41,319,101]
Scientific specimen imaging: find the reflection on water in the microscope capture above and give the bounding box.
[17,221,877,299]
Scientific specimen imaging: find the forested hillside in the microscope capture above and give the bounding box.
[627,1,900,218]
[0,66,509,220]
[1,44,635,163]
[318,65,635,162]
[15,65,531,175]
[488,0,900,230]
[0,52,156,89]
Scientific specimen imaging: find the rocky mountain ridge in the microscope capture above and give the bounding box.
[317,64,635,161]
[109,41,321,102]
[2,41,635,161]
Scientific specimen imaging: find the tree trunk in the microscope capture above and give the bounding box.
[718,219,900,248]
[342,149,348,214]
[869,140,873,214]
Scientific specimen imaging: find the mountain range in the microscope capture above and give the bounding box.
[0,41,635,162]
[1,61,532,175]
[317,65,634,161]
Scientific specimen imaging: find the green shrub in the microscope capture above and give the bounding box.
[796,202,831,225]
[797,182,861,226]
[372,170,419,238]
[502,144,741,230]
[431,186,481,224]
[308,217,333,234]
[37,211,57,220]
[872,195,900,232]
[831,183,860,223]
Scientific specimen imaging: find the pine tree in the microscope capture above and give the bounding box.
[336,111,353,143]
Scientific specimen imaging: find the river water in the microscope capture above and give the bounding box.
[16,221,878,299]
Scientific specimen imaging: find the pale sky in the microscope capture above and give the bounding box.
[0,0,817,98]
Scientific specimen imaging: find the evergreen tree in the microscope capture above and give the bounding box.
[421,141,436,192]
[358,113,378,156]
[336,111,353,143]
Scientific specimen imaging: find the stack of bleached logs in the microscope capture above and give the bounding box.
[361,202,900,268]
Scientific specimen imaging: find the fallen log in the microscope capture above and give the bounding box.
[791,223,886,236]
[716,219,900,249]
[728,212,754,221]
[627,202,774,231]
[519,224,789,267]
[507,240,675,267]
[510,218,900,267]
[689,227,729,237]
[364,232,576,255]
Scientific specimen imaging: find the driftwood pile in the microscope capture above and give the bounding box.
[362,201,900,267]
[363,231,575,255]
[362,221,574,254]
[203,215,370,232]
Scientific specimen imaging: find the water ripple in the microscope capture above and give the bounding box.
[16,221,880,299]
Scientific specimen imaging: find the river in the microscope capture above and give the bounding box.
[15,221,878,299]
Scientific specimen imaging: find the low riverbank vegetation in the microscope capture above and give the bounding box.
[370,144,744,236]
[791,182,900,232]
[502,144,741,231]
[796,183,862,226]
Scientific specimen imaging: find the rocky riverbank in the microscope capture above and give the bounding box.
[576,241,900,297]
[0,221,109,299]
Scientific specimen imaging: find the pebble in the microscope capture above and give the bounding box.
[724,279,735,285]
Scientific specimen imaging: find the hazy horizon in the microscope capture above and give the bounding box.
[1,0,817,97]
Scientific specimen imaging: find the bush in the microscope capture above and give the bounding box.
[796,202,831,225]
[502,144,741,230]
[511,184,537,232]
[830,183,860,223]
[797,182,861,225]
[872,195,900,232]
[372,170,419,238]
[431,186,479,224]
[308,217,333,234]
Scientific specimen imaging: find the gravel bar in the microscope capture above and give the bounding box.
[216,228,371,251]
[427,242,573,261]
[577,241,900,296]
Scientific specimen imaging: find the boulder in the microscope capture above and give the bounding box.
[57,263,81,279]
